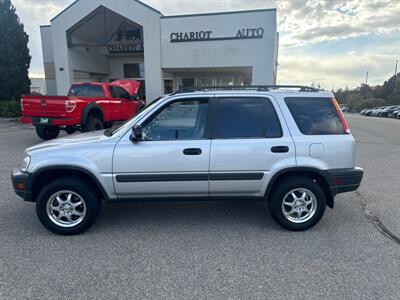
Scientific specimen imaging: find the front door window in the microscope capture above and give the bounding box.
[142,99,208,141]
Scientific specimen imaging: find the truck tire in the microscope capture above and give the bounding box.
[268,177,326,231]
[36,177,101,235]
[83,116,103,132]
[65,126,76,135]
[35,125,60,140]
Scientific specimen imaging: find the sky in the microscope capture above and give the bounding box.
[12,0,400,90]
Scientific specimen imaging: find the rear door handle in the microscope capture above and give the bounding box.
[271,146,289,153]
[183,148,202,155]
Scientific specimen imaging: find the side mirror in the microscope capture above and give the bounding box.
[129,94,139,101]
[131,125,142,142]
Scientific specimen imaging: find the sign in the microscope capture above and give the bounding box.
[170,27,264,43]
[108,44,143,54]
[108,28,144,54]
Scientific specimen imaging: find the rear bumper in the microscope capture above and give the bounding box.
[21,116,79,126]
[11,168,33,202]
[325,167,363,195]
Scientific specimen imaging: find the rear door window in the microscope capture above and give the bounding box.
[284,97,346,135]
[85,85,104,97]
[215,97,282,139]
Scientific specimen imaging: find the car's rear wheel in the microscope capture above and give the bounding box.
[268,177,326,231]
[36,177,100,235]
[83,116,103,132]
[35,125,60,140]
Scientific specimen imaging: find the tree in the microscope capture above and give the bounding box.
[0,0,31,101]
[390,75,400,104]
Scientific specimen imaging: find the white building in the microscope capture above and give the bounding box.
[30,78,47,95]
[40,0,278,100]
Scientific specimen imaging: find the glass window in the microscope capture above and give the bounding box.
[178,78,195,89]
[142,99,208,141]
[109,86,130,99]
[137,80,145,100]
[164,79,173,94]
[124,63,142,78]
[68,85,84,96]
[85,85,104,97]
[68,84,104,97]
[285,97,346,135]
[216,97,282,139]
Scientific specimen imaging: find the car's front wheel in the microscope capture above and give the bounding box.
[36,177,100,235]
[268,177,326,231]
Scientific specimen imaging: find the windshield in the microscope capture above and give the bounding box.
[105,96,165,137]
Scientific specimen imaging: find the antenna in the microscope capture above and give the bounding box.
[365,71,368,85]
[395,59,398,76]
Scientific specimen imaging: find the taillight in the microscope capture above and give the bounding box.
[65,100,76,113]
[20,98,24,112]
[332,98,350,134]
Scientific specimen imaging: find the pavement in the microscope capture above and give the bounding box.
[0,115,399,299]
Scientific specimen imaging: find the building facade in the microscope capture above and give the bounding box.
[40,0,278,100]
[30,78,47,95]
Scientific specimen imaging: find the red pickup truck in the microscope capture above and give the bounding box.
[21,80,145,140]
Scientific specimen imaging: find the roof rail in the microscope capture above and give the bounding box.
[172,85,320,94]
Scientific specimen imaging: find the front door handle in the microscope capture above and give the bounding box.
[183,148,202,155]
[271,146,289,153]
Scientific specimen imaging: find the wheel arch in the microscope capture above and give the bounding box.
[81,103,104,125]
[265,167,334,208]
[28,166,109,203]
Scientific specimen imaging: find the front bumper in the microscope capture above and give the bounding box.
[11,168,33,202]
[326,167,364,195]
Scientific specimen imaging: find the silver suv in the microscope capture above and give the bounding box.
[12,86,363,235]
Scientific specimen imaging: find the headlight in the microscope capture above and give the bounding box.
[21,154,31,172]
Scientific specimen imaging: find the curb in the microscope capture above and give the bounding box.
[0,117,19,123]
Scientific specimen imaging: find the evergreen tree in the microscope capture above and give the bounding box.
[0,0,31,101]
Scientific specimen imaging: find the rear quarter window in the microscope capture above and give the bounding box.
[284,97,346,135]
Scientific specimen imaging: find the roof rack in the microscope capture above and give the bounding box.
[172,85,320,94]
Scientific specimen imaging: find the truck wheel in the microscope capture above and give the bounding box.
[83,116,103,132]
[268,177,326,231]
[36,177,101,235]
[35,125,60,140]
[65,126,76,135]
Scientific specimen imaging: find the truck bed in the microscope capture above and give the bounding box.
[22,95,71,117]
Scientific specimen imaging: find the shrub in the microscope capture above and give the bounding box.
[0,100,21,117]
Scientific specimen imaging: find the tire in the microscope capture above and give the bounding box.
[268,177,326,231]
[36,177,101,235]
[65,126,76,135]
[35,125,60,140]
[83,116,103,132]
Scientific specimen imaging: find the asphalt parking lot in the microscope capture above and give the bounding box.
[0,114,399,299]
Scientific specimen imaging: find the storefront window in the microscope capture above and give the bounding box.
[180,78,195,89]
[164,79,173,94]
[137,80,146,100]
[123,64,140,78]
[177,75,245,89]
[196,77,214,87]
[219,76,235,86]
[123,63,145,78]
